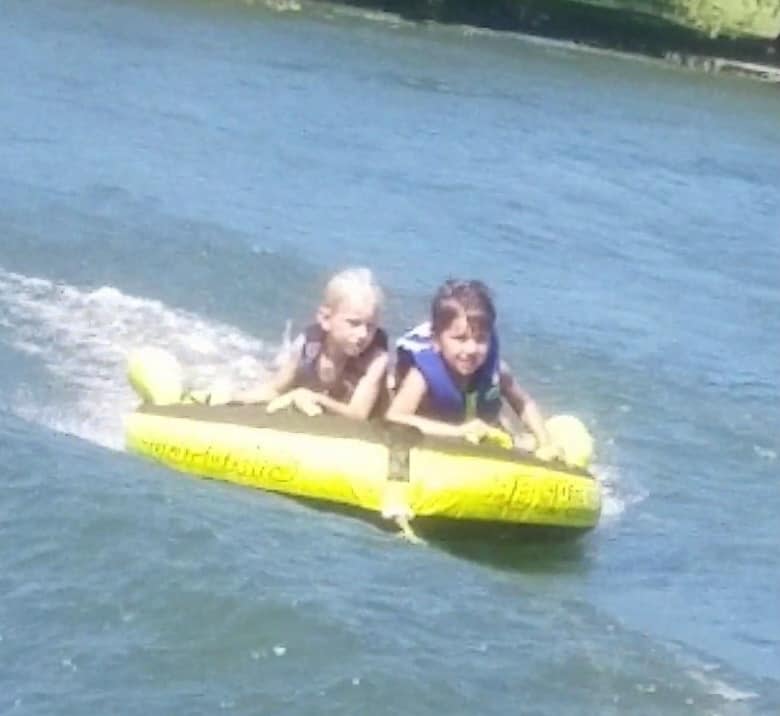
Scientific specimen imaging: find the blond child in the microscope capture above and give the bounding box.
[239,267,388,419]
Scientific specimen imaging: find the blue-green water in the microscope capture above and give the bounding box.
[1,0,778,713]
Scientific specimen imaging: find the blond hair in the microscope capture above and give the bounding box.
[323,267,384,312]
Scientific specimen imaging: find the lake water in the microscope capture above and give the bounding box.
[1,0,778,713]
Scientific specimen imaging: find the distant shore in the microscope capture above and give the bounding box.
[309,0,780,82]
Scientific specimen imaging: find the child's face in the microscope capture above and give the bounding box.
[319,295,380,358]
[434,309,491,378]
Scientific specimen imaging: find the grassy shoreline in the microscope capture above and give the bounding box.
[311,0,780,81]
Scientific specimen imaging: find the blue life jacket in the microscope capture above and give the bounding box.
[395,322,502,423]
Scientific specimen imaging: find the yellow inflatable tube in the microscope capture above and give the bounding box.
[125,404,600,531]
[124,349,601,532]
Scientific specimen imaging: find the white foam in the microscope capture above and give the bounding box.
[687,667,759,703]
[592,461,648,523]
[753,445,776,461]
[323,3,407,27]
[0,268,285,450]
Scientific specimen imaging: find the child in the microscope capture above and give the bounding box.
[239,267,389,419]
[386,279,556,455]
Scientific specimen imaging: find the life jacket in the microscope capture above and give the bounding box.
[395,322,502,424]
[295,324,389,410]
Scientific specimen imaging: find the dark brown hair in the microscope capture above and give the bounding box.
[431,279,496,336]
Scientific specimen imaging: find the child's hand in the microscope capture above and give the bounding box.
[534,441,564,463]
[266,388,323,417]
[459,420,513,448]
[185,378,233,406]
[460,419,493,444]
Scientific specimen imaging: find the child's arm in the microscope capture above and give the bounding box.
[386,367,491,439]
[499,361,552,450]
[310,349,390,420]
[233,335,304,404]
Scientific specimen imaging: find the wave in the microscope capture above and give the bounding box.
[0,267,288,450]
